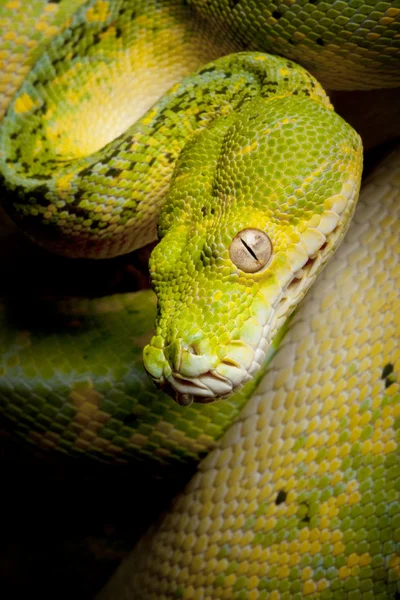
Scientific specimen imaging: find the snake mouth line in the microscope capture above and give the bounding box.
[163,369,235,406]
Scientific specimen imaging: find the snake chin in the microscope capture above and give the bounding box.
[167,370,235,406]
[149,366,249,407]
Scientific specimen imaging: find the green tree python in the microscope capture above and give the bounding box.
[0,0,399,598]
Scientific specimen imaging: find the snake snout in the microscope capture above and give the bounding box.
[144,337,252,405]
[166,340,218,378]
[163,339,232,404]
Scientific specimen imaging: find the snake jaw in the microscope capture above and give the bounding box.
[168,370,234,406]
[144,340,238,404]
[144,335,265,405]
[144,334,257,403]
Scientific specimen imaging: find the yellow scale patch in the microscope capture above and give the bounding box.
[86,0,109,23]
[13,92,36,114]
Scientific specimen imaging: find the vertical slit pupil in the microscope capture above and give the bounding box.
[240,237,258,261]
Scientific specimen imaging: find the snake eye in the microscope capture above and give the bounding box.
[229,228,272,273]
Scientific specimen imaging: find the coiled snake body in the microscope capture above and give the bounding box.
[0,1,399,598]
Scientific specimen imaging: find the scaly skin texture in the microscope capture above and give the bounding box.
[0,0,398,597]
[98,147,400,600]
[145,83,361,404]
[190,0,400,90]
[0,0,362,403]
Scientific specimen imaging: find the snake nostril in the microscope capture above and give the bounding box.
[187,344,200,356]
[220,357,240,368]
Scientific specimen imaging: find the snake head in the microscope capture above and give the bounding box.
[143,96,362,405]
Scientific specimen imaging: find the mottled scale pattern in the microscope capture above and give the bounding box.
[0,0,395,260]
[0,48,334,259]
[190,0,400,90]
[1,1,347,261]
[0,0,239,257]
[98,151,400,599]
[0,0,87,119]
[0,1,399,598]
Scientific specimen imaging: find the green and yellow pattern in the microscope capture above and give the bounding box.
[0,0,399,598]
